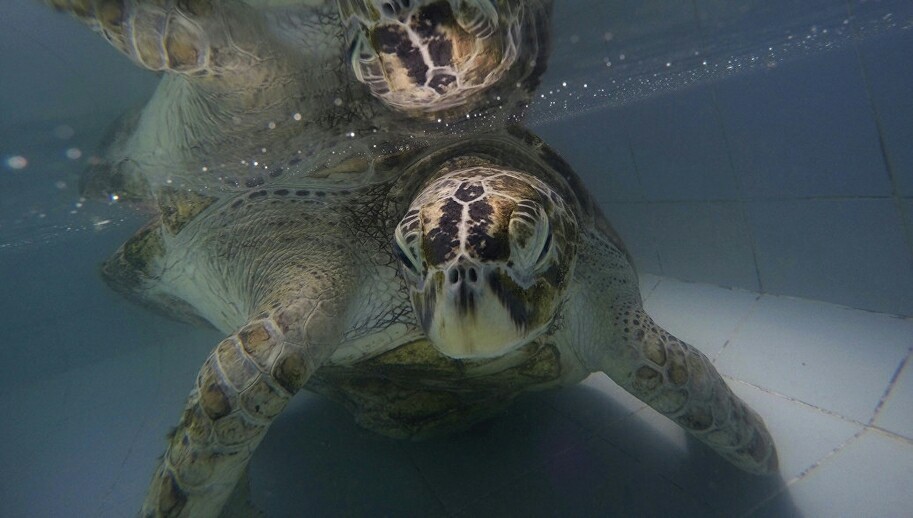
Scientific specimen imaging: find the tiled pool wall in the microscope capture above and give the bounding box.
[535,0,913,316]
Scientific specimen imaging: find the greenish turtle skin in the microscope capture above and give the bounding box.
[44,0,552,199]
[100,127,777,517]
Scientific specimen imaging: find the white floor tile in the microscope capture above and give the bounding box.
[638,272,662,302]
[2,275,911,518]
[874,350,913,440]
[728,380,863,481]
[643,277,761,360]
[753,430,913,518]
[716,295,913,423]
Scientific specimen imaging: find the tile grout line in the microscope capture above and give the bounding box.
[732,345,913,518]
[695,0,765,297]
[711,293,763,364]
[847,0,913,263]
[729,373,913,444]
[396,442,453,517]
[665,274,911,319]
[867,345,913,426]
[621,120,665,277]
[712,94,765,293]
[741,429,868,518]
[701,52,764,293]
[866,424,913,447]
[724,377,869,429]
[785,428,867,487]
[641,276,663,303]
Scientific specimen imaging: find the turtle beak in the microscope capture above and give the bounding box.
[413,260,533,359]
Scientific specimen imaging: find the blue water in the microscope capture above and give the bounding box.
[1,1,911,516]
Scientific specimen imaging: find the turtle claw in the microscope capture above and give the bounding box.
[449,0,499,39]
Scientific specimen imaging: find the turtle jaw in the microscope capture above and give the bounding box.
[411,265,554,359]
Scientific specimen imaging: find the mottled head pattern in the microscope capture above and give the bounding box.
[394,166,578,358]
[341,0,523,113]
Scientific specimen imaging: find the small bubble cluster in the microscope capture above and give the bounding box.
[524,9,900,126]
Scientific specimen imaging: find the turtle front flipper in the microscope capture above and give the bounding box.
[43,0,292,90]
[46,0,246,73]
[604,308,777,474]
[141,261,356,517]
[568,233,778,475]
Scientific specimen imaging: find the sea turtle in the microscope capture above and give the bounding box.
[92,125,778,517]
[44,0,552,199]
[44,1,778,516]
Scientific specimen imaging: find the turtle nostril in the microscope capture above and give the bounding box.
[382,2,395,17]
[448,268,460,284]
[467,267,478,283]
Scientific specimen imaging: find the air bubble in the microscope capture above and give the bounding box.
[5,156,27,170]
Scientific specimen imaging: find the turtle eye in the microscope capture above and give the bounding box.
[393,238,422,276]
[534,230,553,268]
[508,202,551,271]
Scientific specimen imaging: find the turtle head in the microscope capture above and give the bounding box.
[394,166,578,359]
[341,0,528,114]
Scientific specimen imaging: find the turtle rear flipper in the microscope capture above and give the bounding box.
[78,107,152,202]
[80,157,151,202]
[101,219,211,327]
[569,233,779,475]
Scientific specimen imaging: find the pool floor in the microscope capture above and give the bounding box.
[1,274,911,517]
